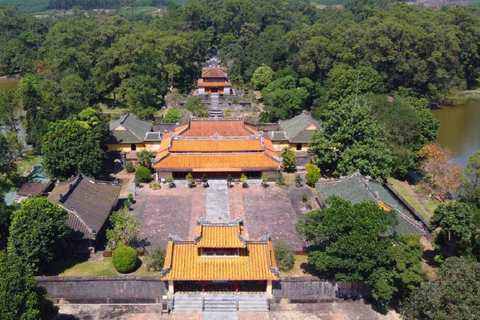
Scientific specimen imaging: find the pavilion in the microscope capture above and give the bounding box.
[162,219,279,297]
[196,57,232,95]
[152,117,281,181]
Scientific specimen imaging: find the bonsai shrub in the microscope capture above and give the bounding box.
[295,175,303,187]
[305,163,321,186]
[201,174,208,182]
[166,176,174,183]
[112,245,138,273]
[127,194,133,203]
[240,174,248,183]
[149,182,161,189]
[226,174,233,183]
[276,171,285,186]
[145,246,166,271]
[302,193,308,202]
[135,166,151,182]
[274,240,295,272]
[125,161,134,173]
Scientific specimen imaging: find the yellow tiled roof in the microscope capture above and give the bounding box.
[162,242,278,281]
[162,221,279,281]
[195,224,246,248]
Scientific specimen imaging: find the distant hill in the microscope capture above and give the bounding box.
[0,0,176,15]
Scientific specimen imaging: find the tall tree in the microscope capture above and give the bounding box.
[8,198,70,273]
[42,119,105,180]
[402,257,480,320]
[281,146,296,172]
[431,202,475,258]
[310,101,392,179]
[0,251,58,320]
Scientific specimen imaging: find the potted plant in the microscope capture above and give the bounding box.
[226,174,233,188]
[186,173,195,188]
[261,173,269,188]
[166,176,175,188]
[240,174,248,188]
[302,193,308,203]
[127,193,134,204]
[295,175,303,187]
[201,174,209,188]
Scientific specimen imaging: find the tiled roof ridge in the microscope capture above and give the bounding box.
[171,135,263,141]
[316,170,378,201]
[194,218,247,247]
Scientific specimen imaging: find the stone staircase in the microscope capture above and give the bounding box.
[173,293,204,312]
[238,294,269,312]
[173,293,269,313]
[204,294,237,312]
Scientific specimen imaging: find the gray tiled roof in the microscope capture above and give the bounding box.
[278,112,321,142]
[289,130,316,144]
[270,131,288,141]
[107,114,155,144]
[145,132,162,142]
[316,171,423,236]
[48,174,121,240]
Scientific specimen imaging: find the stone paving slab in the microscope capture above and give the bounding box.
[206,184,230,222]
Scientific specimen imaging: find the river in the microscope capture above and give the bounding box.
[431,99,480,167]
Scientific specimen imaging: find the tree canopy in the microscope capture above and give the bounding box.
[8,197,70,274]
[0,251,58,320]
[402,257,480,320]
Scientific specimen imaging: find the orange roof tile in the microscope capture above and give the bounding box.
[202,67,228,78]
[198,82,232,87]
[162,221,278,281]
[174,125,188,135]
[181,119,253,137]
[196,225,246,248]
[169,139,264,152]
[154,153,281,171]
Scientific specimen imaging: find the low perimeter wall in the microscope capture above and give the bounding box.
[35,276,168,304]
[273,277,371,302]
[36,276,370,304]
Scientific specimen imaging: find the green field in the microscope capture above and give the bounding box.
[117,6,159,17]
[30,9,56,16]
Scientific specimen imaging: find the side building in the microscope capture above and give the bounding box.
[47,174,122,253]
[270,111,321,152]
[106,113,162,165]
[153,117,281,181]
[162,219,279,297]
[316,171,427,236]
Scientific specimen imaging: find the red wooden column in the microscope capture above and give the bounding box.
[235,281,239,293]
[202,281,206,293]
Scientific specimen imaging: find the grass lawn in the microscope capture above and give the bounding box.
[30,9,56,16]
[16,155,42,177]
[387,177,439,220]
[51,255,161,277]
[280,254,313,277]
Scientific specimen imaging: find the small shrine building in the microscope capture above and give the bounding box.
[153,117,282,181]
[197,58,232,95]
[162,219,279,297]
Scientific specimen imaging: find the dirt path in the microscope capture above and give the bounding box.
[403,181,431,218]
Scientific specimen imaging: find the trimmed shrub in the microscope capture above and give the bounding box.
[276,171,285,186]
[125,161,134,173]
[112,245,138,273]
[135,166,151,182]
[274,240,295,272]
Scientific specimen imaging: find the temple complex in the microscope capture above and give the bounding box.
[153,117,281,180]
[196,57,232,95]
[162,219,279,297]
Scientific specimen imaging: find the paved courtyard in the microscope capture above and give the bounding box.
[127,176,318,251]
[55,300,399,320]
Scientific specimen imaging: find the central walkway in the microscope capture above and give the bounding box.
[206,180,230,222]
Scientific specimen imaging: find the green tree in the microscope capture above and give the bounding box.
[402,257,480,320]
[311,102,392,180]
[274,240,295,271]
[431,202,475,258]
[112,245,138,273]
[162,109,182,123]
[106,206,141,250]
[42,119,105,180]
[305,163,320,186]
[281,146,296,171]
[135,166,152,182]
[8,198,70,273]
[251,64,274,90]
[297,196,398,282]
[137,151,155,169]
[145,245,166,271]
[459,151,480,208]
[0,251,58,320]
[185,96,209,117]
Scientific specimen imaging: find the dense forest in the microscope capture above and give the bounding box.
[1,0,480,177]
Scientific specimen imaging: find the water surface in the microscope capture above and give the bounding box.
[431,99,480,166]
